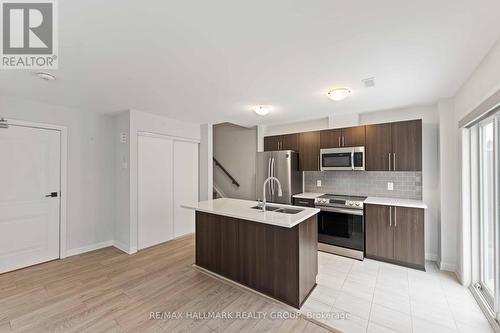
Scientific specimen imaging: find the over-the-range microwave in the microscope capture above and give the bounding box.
[320,147,365,171]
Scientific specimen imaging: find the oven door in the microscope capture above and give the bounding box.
[317,207,364,251]
[320,148,354,171]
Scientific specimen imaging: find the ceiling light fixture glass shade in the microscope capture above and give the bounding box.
[253,105,272,116]
[327,88,351,101]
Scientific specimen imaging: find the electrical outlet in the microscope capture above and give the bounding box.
[387,182,394,191]
[316,180,322,187]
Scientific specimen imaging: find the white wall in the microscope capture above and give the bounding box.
[199,124,213,201]
[454,39,500,121]
[453,38,500,282]
[213,123,257,200]
[114,111,131,252]
[0,96,115,253]
[436,99,460,271]
[263,117,329,137]
[257,105,440,261]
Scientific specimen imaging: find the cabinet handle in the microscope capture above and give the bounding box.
[393,153,396,171]
[318,155,320,169]
[394,207,397,227]
[389,206,392,227]
[338,136,341,147]
[342,136,345,147]
[388,153,391,171]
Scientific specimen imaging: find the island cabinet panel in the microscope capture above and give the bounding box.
[195,211,318,308]
[298,216,318,302]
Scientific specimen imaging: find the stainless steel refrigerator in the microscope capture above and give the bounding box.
[256,150,303,205]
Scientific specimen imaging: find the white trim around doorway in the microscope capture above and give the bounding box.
[3,118,69,259]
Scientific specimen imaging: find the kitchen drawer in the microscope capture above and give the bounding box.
[293,198,315,207]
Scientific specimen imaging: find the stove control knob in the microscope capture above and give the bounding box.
[355,202,361,207]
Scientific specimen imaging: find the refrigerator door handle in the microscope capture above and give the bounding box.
[267,157,272,197]
[271,157,275,195]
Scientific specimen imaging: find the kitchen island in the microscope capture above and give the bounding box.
[183,198,320,308]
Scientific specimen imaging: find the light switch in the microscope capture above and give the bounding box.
[387,182,394,191]
[316,180,322,187]
[120,132,128,144]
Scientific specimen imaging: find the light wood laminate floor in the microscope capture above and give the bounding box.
[0,235,331,333]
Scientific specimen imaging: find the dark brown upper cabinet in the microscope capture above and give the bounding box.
[264,135,281,151]
[391,120,422,171]
[298,131,320,171]
[342,126,366,147]
[320,128,342,148]
[320,126,365,148]
[281,133,299,151]
[365,123,392,171]
[365,119,422,171]
[264,134,299,152]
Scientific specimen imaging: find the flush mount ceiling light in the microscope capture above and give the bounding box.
[327,88,351,101]
[35,72,56,81]
[252,105,272,116]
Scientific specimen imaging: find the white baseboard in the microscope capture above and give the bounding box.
[439,261,457,272]
[66,240,114,257]
[113,240,137,254]
[425,253,438,261]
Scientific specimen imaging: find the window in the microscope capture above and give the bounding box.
[477,119,496,309]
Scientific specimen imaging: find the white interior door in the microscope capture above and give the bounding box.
[0,125,61,273]
[173,140,198,237]
[138,134,174,250]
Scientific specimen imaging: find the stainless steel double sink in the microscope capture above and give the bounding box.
[251,205,303,214]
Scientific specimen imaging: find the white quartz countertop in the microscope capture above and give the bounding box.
[182,198,320,228]
[292,192,324,199]
[364,197,428,209]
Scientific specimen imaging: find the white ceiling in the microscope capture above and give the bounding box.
[1,0,499,127]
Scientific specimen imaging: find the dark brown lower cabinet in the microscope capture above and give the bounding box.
[365,204,425,270]
[393,207,425,267]
[195,211,318,308]
[365,204,394,260]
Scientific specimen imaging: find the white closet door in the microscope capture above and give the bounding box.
[138,135,174,250]
[0,125,60,273]
[173,140,198,237]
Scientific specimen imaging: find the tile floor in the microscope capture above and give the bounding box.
[300,252,494,333]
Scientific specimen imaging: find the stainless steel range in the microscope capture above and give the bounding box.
[314,194,366,260]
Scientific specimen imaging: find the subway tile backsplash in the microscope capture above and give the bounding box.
[304,171,422,199]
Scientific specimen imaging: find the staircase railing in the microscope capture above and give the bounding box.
[213,157,240,187]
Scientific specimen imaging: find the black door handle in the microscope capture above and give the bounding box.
[45,192,58,198]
